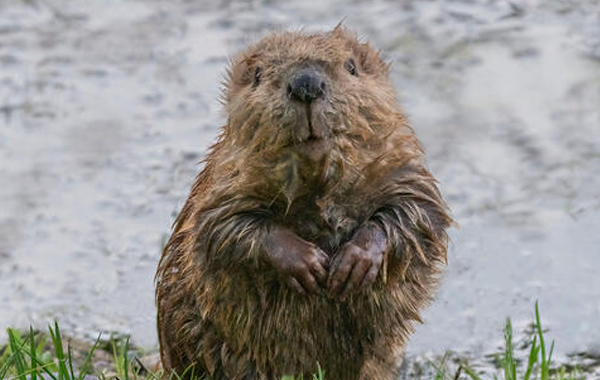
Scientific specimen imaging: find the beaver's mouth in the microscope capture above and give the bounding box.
[297,135,328,162]
[301,135,327,152]
[299,104,328,144]
[304,134,322,144]
[305,104,317,137]
[281,102,332,160]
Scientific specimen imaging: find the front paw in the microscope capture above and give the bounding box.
[264,226,330,295]
[327,223,387,301]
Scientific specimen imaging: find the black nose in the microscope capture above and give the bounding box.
[287,69,326,103]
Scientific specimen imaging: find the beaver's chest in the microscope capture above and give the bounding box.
[275,194,366,255]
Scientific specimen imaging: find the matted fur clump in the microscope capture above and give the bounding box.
[156,26,452,380]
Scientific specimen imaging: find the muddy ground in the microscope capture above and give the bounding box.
[1,0,599,376]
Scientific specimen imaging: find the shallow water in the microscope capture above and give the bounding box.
[0,0,599,362]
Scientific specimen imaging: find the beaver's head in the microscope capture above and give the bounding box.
[221,26,402,166]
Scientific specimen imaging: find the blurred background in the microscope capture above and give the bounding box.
[0,0,599,365]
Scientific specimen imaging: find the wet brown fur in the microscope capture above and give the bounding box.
[155,26,453,380]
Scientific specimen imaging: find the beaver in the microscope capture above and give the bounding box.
[155,25,452,380]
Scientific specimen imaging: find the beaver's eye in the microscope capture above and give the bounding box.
[344,59,358,76]
[253,67,262,87]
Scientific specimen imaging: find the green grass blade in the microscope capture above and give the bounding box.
[111,339,118,376]
[124,337,130,380]
[111,336,132,380]
[0,359,11,380]
[179,363,197,380]
[0,350,19,380]
[25,353,60,380]
[0,343,12,372]
[535,301,553,380]
[461,364,485,380]
[68,344,76,380]
[35,333,47,355]
[428,354,455,380]
[177,364,190,380]
[8,328,28,380]
[49,321,70,380]
[523,335,539,380]
[0,367,8,379]
[76,333,101,380]
[502,318,516,380]
[28,327,37,380]
[535,301,545,351]
[312,363,325,380]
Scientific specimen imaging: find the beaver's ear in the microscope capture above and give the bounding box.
[222,54,259,104]
[353,43,390,76]
[227,53,259,88]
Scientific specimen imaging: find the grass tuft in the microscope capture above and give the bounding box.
[460,301,582,380]
[1,322,100,380]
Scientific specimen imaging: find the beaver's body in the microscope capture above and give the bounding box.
[156,26,452,380]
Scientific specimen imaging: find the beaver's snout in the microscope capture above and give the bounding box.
[286,68,326,104]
